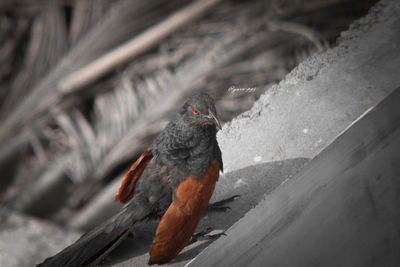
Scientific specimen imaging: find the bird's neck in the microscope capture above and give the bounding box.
[152,114,218,178]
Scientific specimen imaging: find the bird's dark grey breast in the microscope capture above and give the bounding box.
[151,116,219,182]
[135,160,175,215]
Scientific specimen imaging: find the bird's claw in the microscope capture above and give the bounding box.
[207,194,240,212]
[190,227,225,244]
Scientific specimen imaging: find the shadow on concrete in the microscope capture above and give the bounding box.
[106,157,310,266]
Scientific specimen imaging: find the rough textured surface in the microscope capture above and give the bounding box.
[0,209,80,267]
[218,0,400,173]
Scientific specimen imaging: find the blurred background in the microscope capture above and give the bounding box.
[0,0,377,234]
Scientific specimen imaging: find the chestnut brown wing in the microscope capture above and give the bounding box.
[115,146,153,204]
[149,159,220,264]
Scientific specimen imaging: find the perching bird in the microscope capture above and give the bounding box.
[38,93,224,266]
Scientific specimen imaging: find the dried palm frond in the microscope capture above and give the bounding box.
[0,0,193,191]
[1,6,67,114]
[0,0,191,150]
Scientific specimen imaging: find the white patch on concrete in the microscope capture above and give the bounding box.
[253,156,262,162]
[303,128,309,134]
[314,138,323,147]
[280,178,290,185]
[234,179,248,188]
[185,258,196,267]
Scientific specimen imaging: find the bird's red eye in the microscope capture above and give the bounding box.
[193,109,199,115]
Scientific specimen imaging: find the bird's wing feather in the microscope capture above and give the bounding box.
[149,159,220,264]
[115,145,153,204]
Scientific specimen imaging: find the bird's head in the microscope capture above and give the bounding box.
[181,93,222,130]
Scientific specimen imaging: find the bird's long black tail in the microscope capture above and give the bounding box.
[37,195,152,267]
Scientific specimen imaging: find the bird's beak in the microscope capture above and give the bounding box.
[208,110,222,130]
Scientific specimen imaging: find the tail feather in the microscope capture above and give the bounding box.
[38,196,151,267]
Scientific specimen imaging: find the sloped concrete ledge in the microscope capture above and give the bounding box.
[189,85,400,267]
[188,0,400,265]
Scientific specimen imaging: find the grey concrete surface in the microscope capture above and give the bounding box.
[218,0,400,173]
[189,86,400,267]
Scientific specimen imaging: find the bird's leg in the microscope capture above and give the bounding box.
[206,194,240,212]
[189,227,226,244]
[189,196,239,244]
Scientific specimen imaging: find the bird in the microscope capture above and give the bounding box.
[38,92,224,266]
